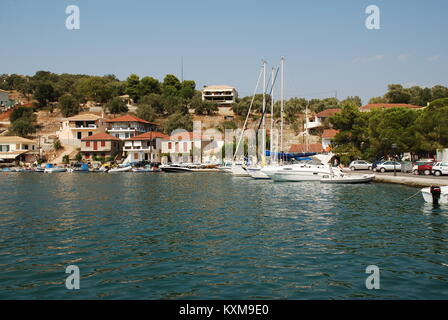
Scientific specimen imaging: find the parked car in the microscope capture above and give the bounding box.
[374,161,402,173]
[371,160,385,170]
[349,160,372,171]
[413,161,436,175]
[432,162,448,176]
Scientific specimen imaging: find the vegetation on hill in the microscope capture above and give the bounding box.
[329,100,448,164]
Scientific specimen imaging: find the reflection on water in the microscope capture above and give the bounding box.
[0,173,448,299]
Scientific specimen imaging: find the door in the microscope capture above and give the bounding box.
[93,141,98,151]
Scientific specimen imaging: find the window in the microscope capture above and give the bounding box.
[183,142,188,152]
[0,145,9,152]
[86,141,90,147]
[24,144,29,150]
[101,141,106,147]
[168,142,172,149]
[88,132,93,136]
[77,132,82,139]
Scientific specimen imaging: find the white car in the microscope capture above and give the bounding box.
[432,162,448,176]
[349,160,372,171]
[374,161,402,173]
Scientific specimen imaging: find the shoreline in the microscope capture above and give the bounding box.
[347,171,448,188]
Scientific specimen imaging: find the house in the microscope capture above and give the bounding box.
[359,103,424,112]
[57,113,105,147]
[321,129,339,152]
[202,85,238,107]
[305,108,341,130]
[0,136,39,164]
[105,115,159,139]
[161,131,225,163]
[0,89,9,107]
[124,131,169,163]
[289,143,323,154]
[80,132,122,161]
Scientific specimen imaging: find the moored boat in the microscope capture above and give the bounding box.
[321,174,375,184]
[107,165,132,173]
[44,164,67,173]
[421,186,448,205]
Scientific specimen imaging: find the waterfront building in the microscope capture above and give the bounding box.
[161,132,224,163]
[57,113,105,147]
[202,85,238,107]
[0,89,9,107]
[0,136,39,164]
[321,129,339,152]
[304,108,341,130]
[80,132,122,161]
[105,115,159,140]
[124,131,169,163]
[359,103,424,112]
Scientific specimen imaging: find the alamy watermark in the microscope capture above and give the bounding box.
[65,265,80,290]
[365,265,380,290]
[365,5,380,30]
[65,5,80,30]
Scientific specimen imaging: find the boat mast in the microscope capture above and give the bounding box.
[262,60,266,164]
[233,65,263,162]
[270,67,275,164]
[280,57,284,162]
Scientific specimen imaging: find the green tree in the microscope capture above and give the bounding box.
[106,97,128,114]
[34,83,58,108]
[384,84,411,103]
[163,112,193,134]
[75,77,113,103]
[58,94,80,117]
[10,118,37,137]
[138,76,161,97]
[136,104,157,122]
[124,74,141,102]
[139,94,165,115]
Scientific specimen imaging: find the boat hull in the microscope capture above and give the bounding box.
[421,186,448,204]
[321,174,375,184]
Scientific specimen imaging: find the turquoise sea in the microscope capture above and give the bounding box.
[0,172,447,299]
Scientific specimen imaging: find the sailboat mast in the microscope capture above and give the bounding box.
[262,61,266,161]
[270,67,275,163]
[280,57,284,161]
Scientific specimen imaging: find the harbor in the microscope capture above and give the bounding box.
[1,172,448,299]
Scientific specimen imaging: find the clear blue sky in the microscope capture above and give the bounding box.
[1,0,447,104]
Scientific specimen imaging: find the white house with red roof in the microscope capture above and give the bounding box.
[321,129,339,152]
[105,115,159,139]
[123,131,169,163]
[305,108,341,131]
[161,131,225,163]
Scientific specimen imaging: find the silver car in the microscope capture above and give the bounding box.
[374,161,402,173]
[349,160,372,171]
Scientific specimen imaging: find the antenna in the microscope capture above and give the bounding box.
[181,56,184,82]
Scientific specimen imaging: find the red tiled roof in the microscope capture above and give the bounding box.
[81,132,121,141]
[315,108,341,118]
[105,115,159,125]
[322,129,339,139]
[127,131,169,141]
[360,104,423,110]
[289,144,323,153]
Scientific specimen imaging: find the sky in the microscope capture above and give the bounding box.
[1,0,447,104]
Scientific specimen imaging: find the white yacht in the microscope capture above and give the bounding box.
[265,162,333,182]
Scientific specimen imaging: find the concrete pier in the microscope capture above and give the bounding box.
[347,171,448,188]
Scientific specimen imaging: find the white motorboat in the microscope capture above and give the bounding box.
[246,167,271,179]
[44,167,68,173]
[107,166,132,173]
[265,163,333,182]
[421,186,448,204]
[321,174,375,184]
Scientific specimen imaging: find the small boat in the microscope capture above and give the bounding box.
[321,174,375,184]
[107,165,132,173]
[160,164,193,173]
[72,164,90,173]
[132,165,161,173]
[421,186,448,205]
[44,167,68,173]
[246,167,271,180]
